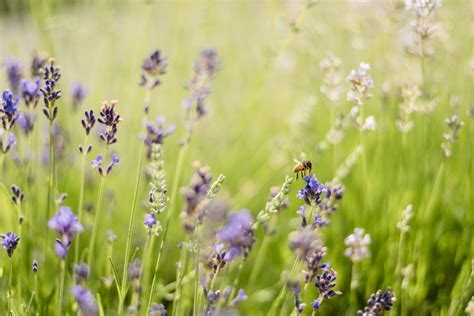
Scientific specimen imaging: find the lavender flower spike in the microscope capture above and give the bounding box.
[71,83,88,109]
[71,285,99,316]
[48,206,83,259]
[0,232,20,257]
[217,209,255,260]
[4,58,23,92]
[358,288,396,316]
[1,90,20,130]
[297,173,327,207]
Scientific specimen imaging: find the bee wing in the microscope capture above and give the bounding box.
[293,158,300,163]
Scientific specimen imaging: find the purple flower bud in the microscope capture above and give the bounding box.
[144,213,157,229]
[71,285,98,316]
[0,232,20,257]
[71,83,87,109]
[230,288,248,306]
[48,206,83,259]
[4,59,22,92]
[21,78,41,108]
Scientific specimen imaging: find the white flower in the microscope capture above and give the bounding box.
[362,116,377,131]
[344,228,371,262]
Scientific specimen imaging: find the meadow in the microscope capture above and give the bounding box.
[0,0,472,315]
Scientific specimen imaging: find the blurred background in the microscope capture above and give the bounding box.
[0,0,472,315]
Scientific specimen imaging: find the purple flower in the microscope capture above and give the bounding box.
[0,232,20,257]
[91,154,119,176]
[0,128,17,154]
[48,206,83,259]
[73,263,90,284]
[217,209,255,260]
[1,90,20,130]
[297,173,327,206]
[140,50,167,89]
[71,285,98,316]
[194,48,220,78]
[40,59,61,121]
[296,205,307,228]
[98,100,121,144]
[21,78,41,108]
[358,288,396,316]
[149,303,168,316]
[31,52,47,77]
[4,59,22,92]
[144,116,175,158]
[71,83,87,109]
[144,213,157,229]
[293,284,305,313]
[17,112,36,136]
[312,263,341,310]
[230,288,248,306]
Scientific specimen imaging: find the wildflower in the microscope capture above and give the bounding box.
[73,263,90,285]
[40,59,62,121]
[358,288,396,316]
[140,50,167,89]
[256,176,292,226]
[344,228,371,263]
[296,206,307,228]
[297,173,327,207]
[441,113,464,159]
[128,259,141,283]
[71,285,99,316]
[0,232,20,257]
[466,296,474,315]
[217,209,255,260]
[230,288,248,306]
[289,227,327,282]
[320,54,344,102]
[312,263,341,310]
[1,90,20,130]
[149,303,168,316]
[17,113,36,136]
[204,243,237,273]
[106,230,117,244]
[181,161,213,233]
[11,185,25,206]
[31,52,47,77]
[32,260,38,272]
[4,59,22,92]
[144,116,175,158]
[293,284,306,313]
[194,48,220,78]
[21,78,41,108]
[397,204,414,232]
[98,100,121,144]
[347,63,374,105]
[91,154,119,176]
[48,206,83,259]
[71,83,87,109]
[362,115,377,131]
[0,128,16,153]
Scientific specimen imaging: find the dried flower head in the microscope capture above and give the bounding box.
[344,228,371,263]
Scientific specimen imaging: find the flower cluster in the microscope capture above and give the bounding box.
[344,228,371,263]
[0,232,20,257]
[256,175,292,226]
[144,116,175,159]
[347,63,375,130]
[91,154,119,176]
[79,109,96,154]
[71,83,88,109]
[40,59,62,121]
[217,209,255,260]
[357,288,396,316]
[144,144,168,234]
[182,48,220,127]
[397,204,414,232]
[312,263,341,310]
[21,77,41,108]
[71,285,98,316]
[11,184,25,206]
[48,206,83,259]
[320,54,344,102]
[297,173,327,207]
[441,113,463,159]
[405,0,442,57]
[1,90,20,130]
[149,303,168,316]
[98,100,122,145]
[140,50,167,89]
[181,161,213,233]
[4,58,23,93]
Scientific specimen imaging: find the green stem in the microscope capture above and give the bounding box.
[87,145,109,269]
[74,134,89,263]
[192,225,202,316]
[57,260,66,316]
[269,258,299,314]
[8,258,13,315]
[172,244,189,316]
[118,139,145,314]
[249,215,277,284]
[424,162,445,219]
[227,259,244,305]
[147,143,188,311]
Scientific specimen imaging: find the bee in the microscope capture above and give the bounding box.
[293,158,312,180]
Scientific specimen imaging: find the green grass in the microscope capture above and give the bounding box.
[0,1,472,315]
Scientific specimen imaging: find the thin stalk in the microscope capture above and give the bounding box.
[74,134,89,263]
[118,137,145,314]
[147,143,188,311]
[227,259,245,304]
[192,225,203,316]
[348,263,358,315]
[424,162,445,219]
[269,258,299,314]
[249,215,277,284]
[57,260,66,316]
[8,258,13,314]
[172,245,189,316]
[87,145,109,268]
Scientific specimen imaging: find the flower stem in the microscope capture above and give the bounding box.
[269,258,299,314]
[57,260,66,316]
[249,215,277,284]
[147,142,188,311]
[172,245,189,316]
[8,258,13,314]
[74,134,89,263]
[87,145,109,269]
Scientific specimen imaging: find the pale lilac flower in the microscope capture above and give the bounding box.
[217,209,255,260]
[48,206,83,259]
[4,59,23,92]
[344,228,371,263]
[230,289,248,306]
[21,78,41,108]
[71,285,98,316]
[71,83,87,109]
